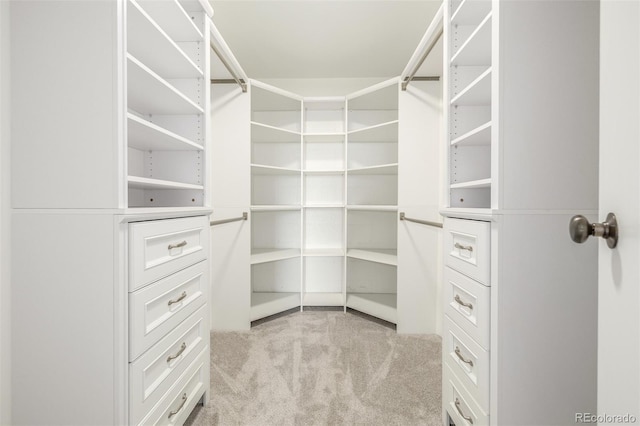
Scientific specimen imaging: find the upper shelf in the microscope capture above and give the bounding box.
[451,67,492,106]
[135,0,203,41]
[251,122,301,143]
[251,164,301,175]
[451,12,492,67]
[451,121,491,146]
[348,164,398,175]
[128,175,204,190]
[347,121,399,142]
[451,0,492,26]
[127,54,203,115]
[128,0,203,79]
[128,113,203,151]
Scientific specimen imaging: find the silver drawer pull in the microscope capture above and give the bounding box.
[167,342,187,363]
[168,393,187,420]
[168,240,187,250]
[168,291,187,306]
[455,398,474,424]
[454,346,474,367]
[454,294,473,310]
[454,242,473,252]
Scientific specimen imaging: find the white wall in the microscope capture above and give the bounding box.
[0,0,11,423]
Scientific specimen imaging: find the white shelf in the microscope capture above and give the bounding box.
[251,248,300,265]
[347,164,398,175]
[127,54,203,115]
[251,164,301,175]
[346,205,398,212]
[451,0,492,26]
[251,205,301,211]
[251,122,301,143]
[451,67,492,106]
[451,12,492,66]
[135,0,203,41]
[303,204,345,209]
[346,293,397,324]
[450,178,492,189]
[250,292,301,321]
[346,249,397,266]
[128,175,204,190]
[303,248,345,256]
[127,0,202,79]
[127,113,203,151]
[451,121,492,146]
[303,133,345,143]
[303,292,344,307]
[347,120,399,141]
[303,170,345,175]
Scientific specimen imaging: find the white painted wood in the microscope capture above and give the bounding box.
[304,257,343,295]
[450,13,492,66]
[444,217,490,285]
[137,0,203,41]
[450,68,491,106]
[598,2,640,420]
[251,292,301,321]
[129,306,208,425]
[129,215,209,291]
[346,249,397,266]
[443,364,489,426]
[345,293,397,324]
[129,261,208,360]
[450,0,491,26]
[128,176,204,191]
[251,248,300,265]
[128,114,203,151]
[302,292,344,307]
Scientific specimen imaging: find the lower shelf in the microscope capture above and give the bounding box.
[346,249,397,266]
[346,293,397,324]
[302,292,344,307]
[251,292,300,321]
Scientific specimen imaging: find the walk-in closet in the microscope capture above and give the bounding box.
[5,0,610,425]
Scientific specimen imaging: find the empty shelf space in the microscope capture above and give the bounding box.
[251,164,301,175]
[451,68,492,106]
[347,164,398,175]
[450,178,492,189]
[347,249,397,266]
[251,292,301,322]
[451,121,492,146]
[252,122,301,143]
[128,175,204,190]
[346,293,397,324]
[135,0,203,41]
[303,248,345,256]
[347,120,399,141]
[451,0,492,26]
[346,205,398,212]
[303,292,344,307]
[127,114,203,151]
[251,248,300,265]
[451,12,492,66]
[128,0,202,79]
[127,54,203,115]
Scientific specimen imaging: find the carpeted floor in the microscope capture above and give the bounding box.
[184,309,442,426]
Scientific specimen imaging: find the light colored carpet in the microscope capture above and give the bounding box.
[185,309,442,426]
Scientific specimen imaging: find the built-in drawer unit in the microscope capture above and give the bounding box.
[129,305,208,425]
[444,217,490,285]
[444,266,490,349]
[444,364,489,426]
[137,347,209,426]
[444,315,489,411]
[129,260,208,360]
[129,216,209,291]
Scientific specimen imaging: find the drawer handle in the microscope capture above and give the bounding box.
[455,398,474,424]
[454,242,473,252]
[167,342,187,363]
[168,240,187,250]
[168,393,187,420]
[454,346,474,367]
[454,294,473,310]
[168,291,187,306]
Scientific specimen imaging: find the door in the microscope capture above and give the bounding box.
[598,1,640,419]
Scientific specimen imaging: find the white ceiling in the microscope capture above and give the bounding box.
[209,0,443,80]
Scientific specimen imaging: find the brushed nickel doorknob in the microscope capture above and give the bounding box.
[569,212,618,249]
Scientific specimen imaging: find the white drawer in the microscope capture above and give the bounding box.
[444,315,489,411]
[130,261,208,360]
[444,217,490,285]
[130,306,208,426]
[444,364,489,426]
[136,347,209,426]
[444,266,490,350]
[129,216,209,291]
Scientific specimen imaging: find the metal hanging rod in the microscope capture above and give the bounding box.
[210,212,248,227]
[399,212,443,229]
[410,76,441,82]
[402,27,443,91]
[210,41,247,93]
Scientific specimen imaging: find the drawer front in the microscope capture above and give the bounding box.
[444,267,490,349]
[444,315,489,411]
[130,306,208,426]
[136,347,209,426]
[444,217,490,285]
[444,364,489,426]
[129,216,209,291]
[130,261,208,360]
